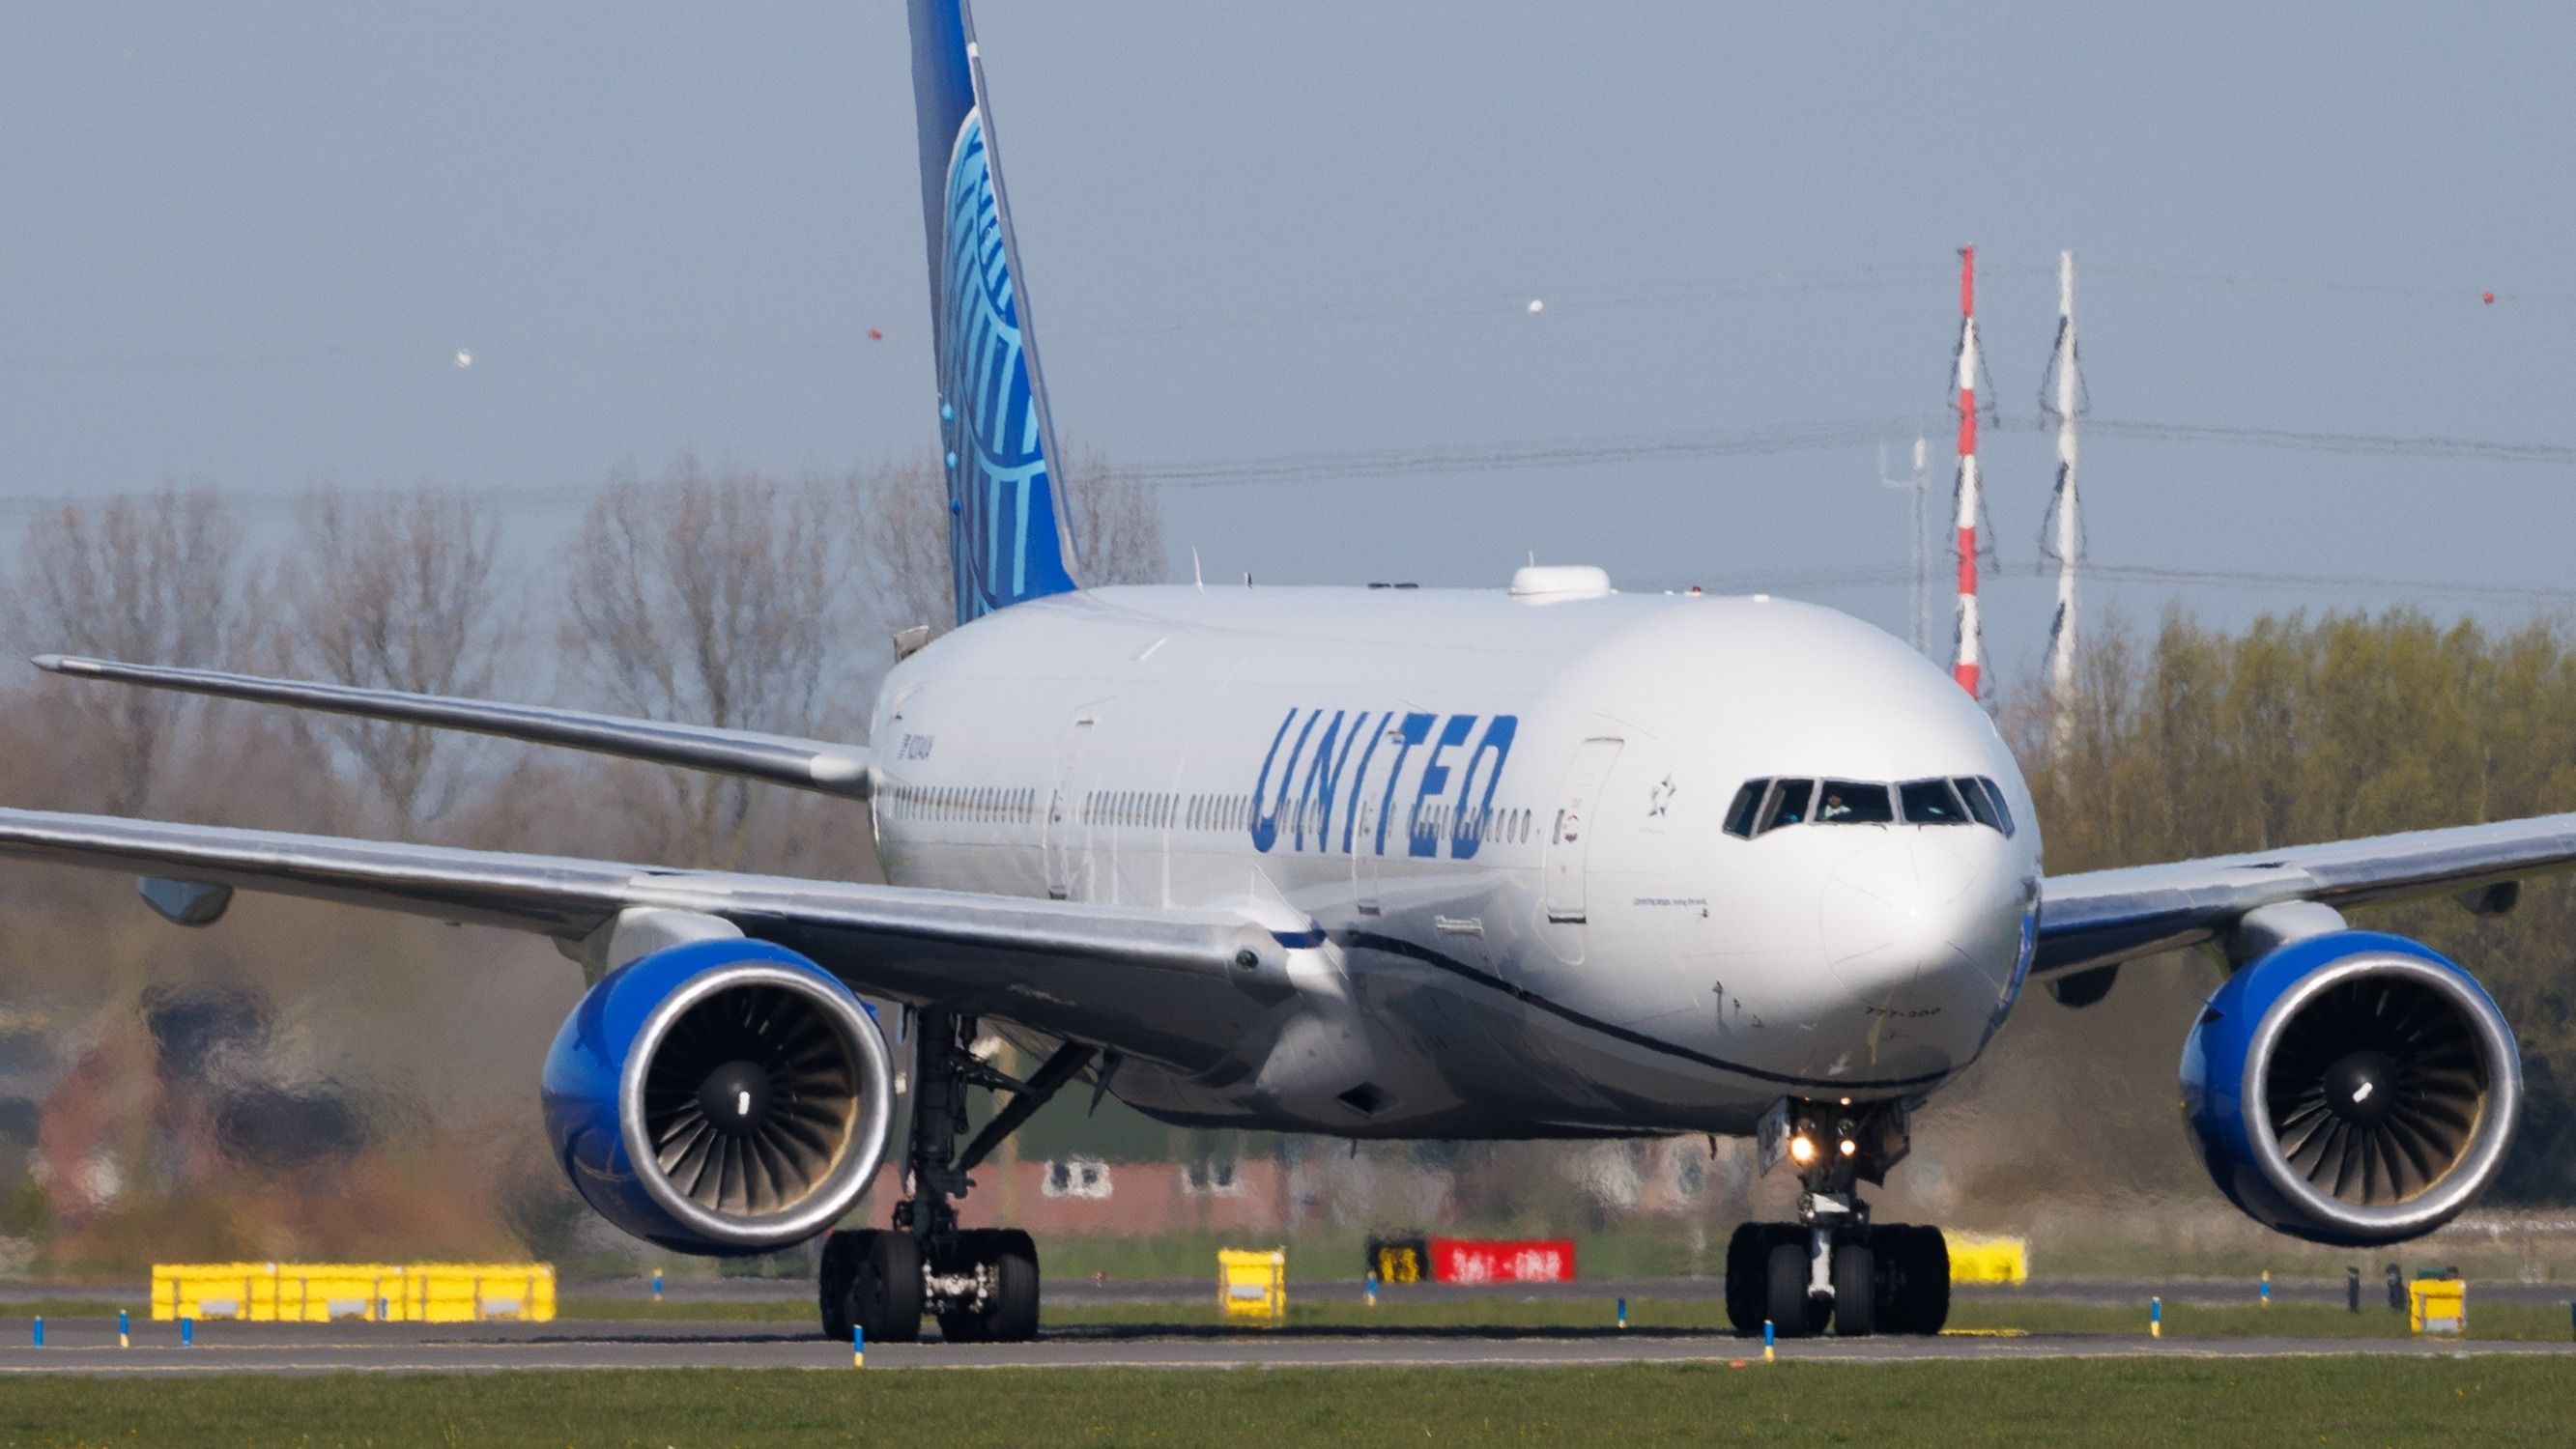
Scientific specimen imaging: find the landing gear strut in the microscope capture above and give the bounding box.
[1722,1099,1949,1338]
[817,1009,1091,1344]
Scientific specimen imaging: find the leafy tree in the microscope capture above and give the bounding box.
[2008,608,2576,1205]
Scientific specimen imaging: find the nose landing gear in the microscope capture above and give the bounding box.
[818,1009,1093,1345]
[1724,1099,1950,1338]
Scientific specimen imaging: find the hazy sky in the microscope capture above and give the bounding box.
[5,2,2570,685]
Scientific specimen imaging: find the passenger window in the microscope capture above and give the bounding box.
[1724,780,1769,838]
[1900,779,1969,825]
[1758,780,1814,834]
[1815,781,1894,824]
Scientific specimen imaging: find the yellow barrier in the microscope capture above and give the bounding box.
[152,1264,555,1322]
[1944,1233,2029,1286]
[2409,1278,2466,1335]
[1218,1248,1286,1324]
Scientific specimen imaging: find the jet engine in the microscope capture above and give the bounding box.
[2180,929,2520,1246]
[541,938,895,1255]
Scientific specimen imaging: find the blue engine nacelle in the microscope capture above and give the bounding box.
[541,938,895,1256]
[2181,929,2521,1246]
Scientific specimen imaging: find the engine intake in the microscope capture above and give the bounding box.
[542,938,894,1255]
[2181,929,2521,1246]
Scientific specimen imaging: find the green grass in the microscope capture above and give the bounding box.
[0,1302,126,1323]
[1942,1297,2572,1341]
[0,1360,2569,1447]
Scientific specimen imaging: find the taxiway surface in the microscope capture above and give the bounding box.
[3,1317,2571,1377]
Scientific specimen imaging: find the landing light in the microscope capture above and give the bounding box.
[1838,1139,1858,1159]
[1788,1134,1818,1167]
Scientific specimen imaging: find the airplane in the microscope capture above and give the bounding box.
[0,0,2555,1342]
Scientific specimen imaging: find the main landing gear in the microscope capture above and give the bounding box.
[1723,1100,1950,1338]
[817,1008,1093,1345]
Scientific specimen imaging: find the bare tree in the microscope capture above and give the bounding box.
[8,489,243,812]
[270,487,514,828]
[852,458,954,644]
[854,447,1167,644]
[1059,450,1168,588]
[561,454,851,866]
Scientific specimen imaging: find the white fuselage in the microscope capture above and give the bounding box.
[867,581,2042,1140]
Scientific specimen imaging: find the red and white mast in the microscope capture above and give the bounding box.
[2043,249,2084,751]
[1950,246,1984,697]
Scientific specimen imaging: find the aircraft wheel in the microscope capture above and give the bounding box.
[1764,1238,1818,1338]
[984,1228,1042,1342]
[1830,1241,1877,1337]
[933,1233,991,1344]
[1724,1224,1766,1332]
[933,1229,1042,1343]
[817,1230,861,1341]
[1875,1225,1950,1335]
[849,1228,924,1344]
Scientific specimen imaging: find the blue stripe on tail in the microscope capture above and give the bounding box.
[909,0,1080,626]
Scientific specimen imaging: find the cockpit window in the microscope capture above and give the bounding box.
[1815,781,1894,824]
[1735,775,2011,837]
[1900,779,1970,825]
[1974,776,2017,837]
[1954,776,2002,832]
[1758,779,1814,834]
[1724,779,1769,838]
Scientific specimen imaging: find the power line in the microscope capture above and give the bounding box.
[1682,560,2576,611]
[2051,417,2575,467]
[1130,418,1921,489]
[2,411,2563,517]
[1131,414,2572,490]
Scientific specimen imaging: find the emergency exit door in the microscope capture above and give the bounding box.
[1542,737,1622,923]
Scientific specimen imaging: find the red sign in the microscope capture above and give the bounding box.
[1428,1237,1577,1284]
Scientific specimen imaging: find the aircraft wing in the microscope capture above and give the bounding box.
[2036,811,2576,976]
[33,655,871,799]
[0,808,1288,1073]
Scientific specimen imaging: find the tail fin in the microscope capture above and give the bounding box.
[909,0,1081,626]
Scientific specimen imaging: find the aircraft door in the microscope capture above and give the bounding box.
[1354,794,1382,915]
[1044,714,1098,900]
[1542,737,1623,923]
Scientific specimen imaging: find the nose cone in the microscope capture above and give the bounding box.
[1818,833,2025,1078]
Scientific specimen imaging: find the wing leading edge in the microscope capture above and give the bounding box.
[2037,811,2576,976]
[0,807,1290,1073]
[33,655,872,799]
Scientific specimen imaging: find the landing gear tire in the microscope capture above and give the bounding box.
[1873,1224,1950,1335]
[818,1230,861,1341]
[983,1228,1042,1342]
[932,1233,989,1344]
[1724,1224,1761,1332]
[1726,1223,1798,1333]
[1764,1239,1819,1338]
[1829,1241,1876,1337]
[846,1228,924,1344]
[933,1229,1043,1343]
